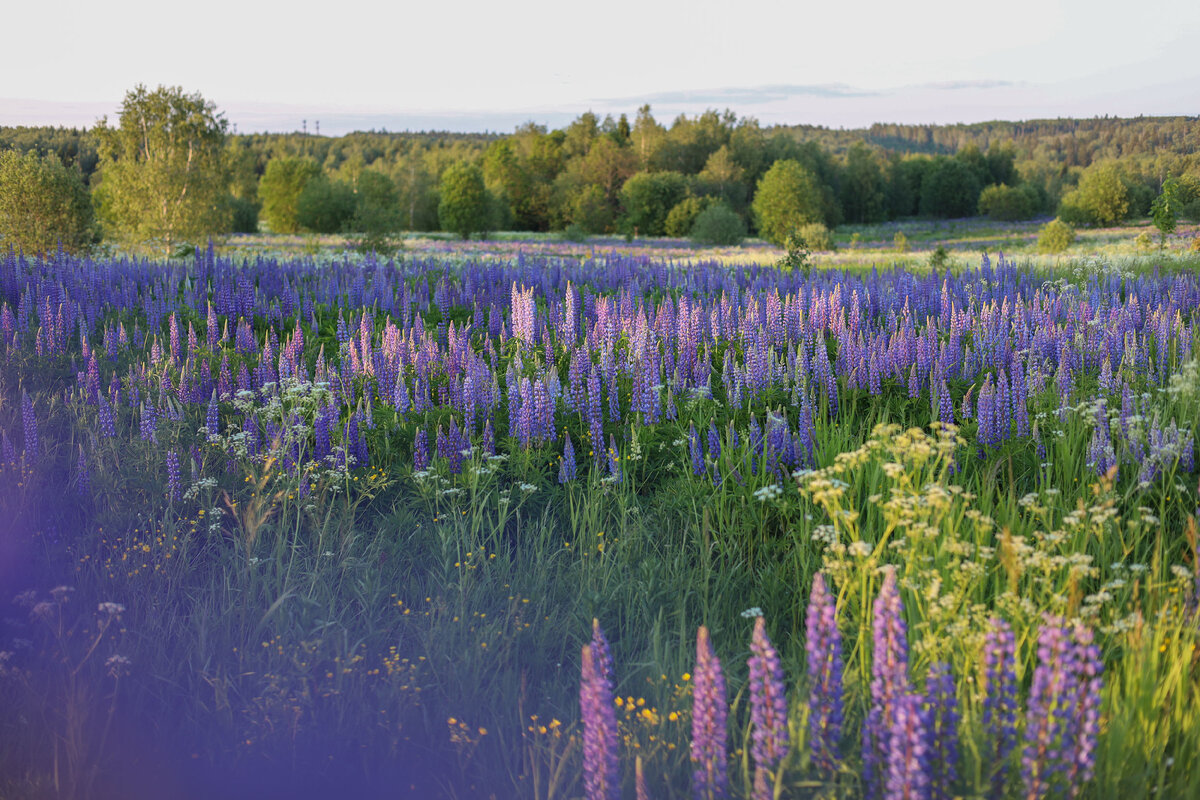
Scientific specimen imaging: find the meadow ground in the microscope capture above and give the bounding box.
[1,222,1199,799]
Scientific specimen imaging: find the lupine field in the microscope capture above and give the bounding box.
[1,243,1199,799]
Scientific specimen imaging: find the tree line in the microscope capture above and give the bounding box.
[2,86,1199,256]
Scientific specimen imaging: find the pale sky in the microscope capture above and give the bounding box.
[2,0,1197,133]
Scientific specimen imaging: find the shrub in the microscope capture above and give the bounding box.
[796,222,835,252]
[0,150,95,255]
[894,231,910,253]
[1135,231,1154,251]
[689,204,745,246]
[259,158,321,234]
[1037,218,1075,254]
[562,223,589,243]
[928,245,950,269]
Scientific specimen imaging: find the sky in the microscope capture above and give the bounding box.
[2,0,1198,134]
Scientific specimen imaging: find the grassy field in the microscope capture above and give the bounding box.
[1,233,1198,799]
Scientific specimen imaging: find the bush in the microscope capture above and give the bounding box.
[1037,218,1075,254]
[796,222,835,252]
[978,183,1039,221]
[0,150,95,255]
[561,223,589,243]
[689,204,745,246]
[894,231,910,253]
[352,170,402,255]
[928,245,950,269]
[1135,231,1154,251]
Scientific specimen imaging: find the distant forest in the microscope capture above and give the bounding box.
[2,110,1198,240]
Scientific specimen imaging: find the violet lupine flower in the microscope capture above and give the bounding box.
[924,663,958,800]
[559,435,577,483]
[76,446,91,498]
[1064,624,1102,798]
[982,619,1019,799]
[864,567,910,800]
[21,391,37,461]
[580,623,620,800]
[748,616,789,771]
[752,767,770,800]
[166,450,182,503]
[689,422,705,476]
[413,428,429,472]
[805,573,843,775]
[885,691,930,800]
[1022,617,1075,798]
[692,625,729,800]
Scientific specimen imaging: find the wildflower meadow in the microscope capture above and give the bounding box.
[1,243,1198,799]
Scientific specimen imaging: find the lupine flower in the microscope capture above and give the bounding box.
[1064,624,1102,797]
[21,391,37,461]
[1022,617,1075,798]
[689,422,705,476]
[748,616,789,771]
[865,567,910,800]
[885,691,929,800]
[558,435,577,483]
[413,428,429,472]
[806,573,843,775]
[692,625,728,800]
[924,662,958,800]
[166,450,182,503]
[580,621,620,800]
[76,446,91,498]
[983,619,1019,799]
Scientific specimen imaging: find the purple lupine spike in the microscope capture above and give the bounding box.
[166,450,182,503]
[21,391,38,461]
[580,638,620,800]
[1064,624,1102,798]
[924,663,958,800]
[413,428,429,472]
[806,573,843,775]
[692,625,728,800]
[76,446,91,498]
[885,691,930,800]
[865,567,909,800]
[206,394,220,439]
[1022,617,1074,798]
[983,619,1019,799]
[689,422,705,476]
[139,403,157,443]
[558,434,577,483]
[748,616,789,771]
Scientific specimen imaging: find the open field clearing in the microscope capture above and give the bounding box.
[1,243,1199,799]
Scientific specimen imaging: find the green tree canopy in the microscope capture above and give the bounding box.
[1058,162,1130,226]
[93,85,231,253]
[438,161,491,239]
[0,150,95,255]
[619,171,688,236]
[920,158,982,217]
[296,175,356,234]
[751,159,826,246]
[259,157,321,233]
[352,170,402,253]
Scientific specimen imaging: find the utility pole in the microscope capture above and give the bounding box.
[302,119,307,135]
[315,120,320,136]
